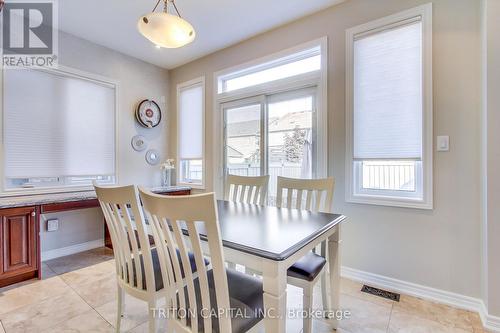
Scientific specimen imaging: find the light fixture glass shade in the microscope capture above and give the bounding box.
[138,12,195,48]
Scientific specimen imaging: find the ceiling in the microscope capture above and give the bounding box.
[58,0,345,69]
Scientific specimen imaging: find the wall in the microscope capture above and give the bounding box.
[40,31,170,253]
[483,0,500,318]
[168,0,483,299]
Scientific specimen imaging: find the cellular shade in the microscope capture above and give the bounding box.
[179,83,203,159]
[353,21,423,160]
[4,68,115,178]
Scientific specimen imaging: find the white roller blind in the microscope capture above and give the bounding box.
[353,20,423,160]
[4,68,115,178]
[179,83,203,159]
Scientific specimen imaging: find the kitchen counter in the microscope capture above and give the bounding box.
[0,186,191,209]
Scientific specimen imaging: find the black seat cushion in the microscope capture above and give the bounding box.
[287,252,327,281]
[178,268,264,333]
[129,248,210,291]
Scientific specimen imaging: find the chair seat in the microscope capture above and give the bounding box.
[179,268,264,333]
[287,252,327,282]
[129,248,210,291]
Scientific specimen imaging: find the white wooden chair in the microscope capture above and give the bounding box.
[224,174,270,272]
[138,189,264,333]
[94,184,163,333]
[276,176,335,333]
[224,174,270,206]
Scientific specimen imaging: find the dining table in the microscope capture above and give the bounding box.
[200,200,346,333]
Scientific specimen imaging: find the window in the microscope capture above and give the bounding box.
[2,67,117,193]
[345,4,433,209]
[177,77,205,188]
[218,46,321,93]
[216,39,328,203]
[224,89,316,204]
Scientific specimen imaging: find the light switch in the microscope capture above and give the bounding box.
[437,136,449,152]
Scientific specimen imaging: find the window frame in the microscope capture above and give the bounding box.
[213,37,328,198]
[0,65,120,197]
[176,76,206,189]
[345,3,433,209]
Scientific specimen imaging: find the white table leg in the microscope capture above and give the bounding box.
[328,224,342,330]
[262,260,287,333]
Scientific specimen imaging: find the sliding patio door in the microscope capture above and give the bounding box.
[223,87,317,204]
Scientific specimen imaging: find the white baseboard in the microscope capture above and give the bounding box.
[341,266,500,332]
[41,239,104,262]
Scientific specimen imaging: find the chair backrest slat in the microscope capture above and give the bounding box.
[224,174,269,206]
[276,176,335,213]
[94,184,157,293]
[139,190,232,333]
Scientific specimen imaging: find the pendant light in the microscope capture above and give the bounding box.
[138,0,195,49]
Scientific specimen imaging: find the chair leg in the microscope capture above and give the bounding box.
[116,285,125,333]
[302,286,313,333]
[148,300,158,333]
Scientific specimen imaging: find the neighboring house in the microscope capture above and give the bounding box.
[227,110,312,165]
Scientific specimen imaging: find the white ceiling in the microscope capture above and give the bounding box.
[58,0,344,69]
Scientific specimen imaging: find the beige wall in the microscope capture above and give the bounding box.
[169,0,483,298]
[483,0,500,317]
[41,31,170,253]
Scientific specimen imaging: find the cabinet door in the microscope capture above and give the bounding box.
[0,207,37,276]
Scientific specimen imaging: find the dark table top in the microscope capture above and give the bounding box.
[197,200,346,261]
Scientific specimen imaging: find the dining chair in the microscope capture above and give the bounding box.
[94,184,164,333]
[224,174,270,206]
[276,176,335,333]
[224,174,270,272]
[138,189,264,333]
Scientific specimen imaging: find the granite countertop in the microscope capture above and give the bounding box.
[0,186,191,209]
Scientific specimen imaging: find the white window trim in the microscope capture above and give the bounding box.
[213,37,328,198]
[0,65,120,197]
[176,76,206,189]
[345,3,433,209]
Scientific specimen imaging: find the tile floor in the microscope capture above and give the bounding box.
[0,248,488,333]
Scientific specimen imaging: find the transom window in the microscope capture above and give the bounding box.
[218,46,321,94]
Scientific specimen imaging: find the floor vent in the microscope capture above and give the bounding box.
[361,285,400,302]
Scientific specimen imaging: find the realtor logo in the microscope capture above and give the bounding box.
[1,0,58,68]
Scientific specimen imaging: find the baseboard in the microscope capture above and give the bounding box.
[41,239,104,261]
[341,266,500,332]
[482,306,500,332]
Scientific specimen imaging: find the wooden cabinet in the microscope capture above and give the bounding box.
[0,206,39,287]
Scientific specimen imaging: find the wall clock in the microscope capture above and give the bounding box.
[135,99,162,128]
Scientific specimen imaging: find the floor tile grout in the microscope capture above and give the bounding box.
[386,303,394,333]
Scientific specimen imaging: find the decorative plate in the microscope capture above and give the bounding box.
[145,149,160,165]
[135,99,162,128]
[131,135,147,151]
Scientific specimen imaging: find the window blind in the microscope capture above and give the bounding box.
[353,20,423,160]
[179,83,203,159]
[4,68,115,179]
